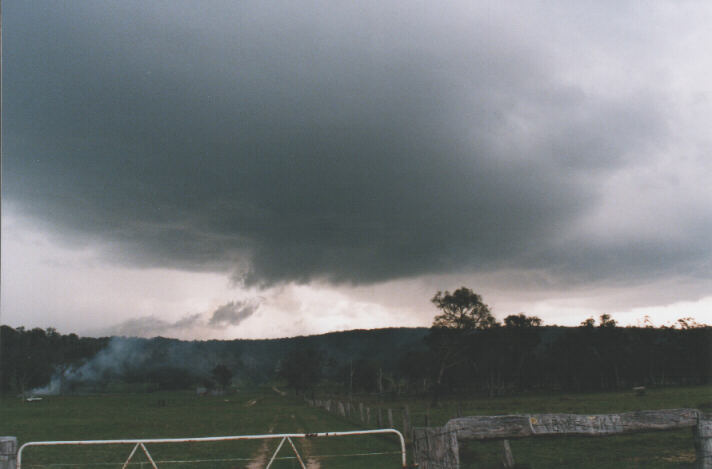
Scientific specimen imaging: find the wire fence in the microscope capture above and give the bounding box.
[305,396,471,441]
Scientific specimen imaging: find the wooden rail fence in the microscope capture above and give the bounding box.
[412,408,712,468]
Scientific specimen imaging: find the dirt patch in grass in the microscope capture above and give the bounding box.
[246,423,275,469]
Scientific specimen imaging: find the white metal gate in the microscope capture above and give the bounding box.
[17,428,407,468]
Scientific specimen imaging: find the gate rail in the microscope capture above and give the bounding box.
[16,428,407,469]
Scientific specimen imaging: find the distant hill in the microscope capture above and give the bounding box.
[3,324,710,396]
[1,325,430,394]
[147,327,432,383]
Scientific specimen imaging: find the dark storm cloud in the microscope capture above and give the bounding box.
[209,300,260,327]
[97,299,260,337]
[4,1,710,287]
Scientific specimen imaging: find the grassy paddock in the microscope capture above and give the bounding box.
[0,387,401,468]
[1,385,710,468]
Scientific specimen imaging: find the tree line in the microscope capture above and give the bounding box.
[2,288,710,398]
[279,288,711,401]
[0,326,108,395]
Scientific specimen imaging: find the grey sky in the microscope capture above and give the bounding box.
[2,1,711,337]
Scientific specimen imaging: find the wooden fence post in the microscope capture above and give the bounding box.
[0,437,17,469]
[403,405,411,439]
[502,440,515,469]
[337,401,346,417]
[695,412,712,469]
[412,427,459,469]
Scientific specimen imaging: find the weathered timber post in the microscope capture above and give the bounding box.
[337,401,346,417]
[695,412,712,469]
[0,437,17,469]
[412,427,459,469]
[403,405,411,439]
[388,408,394,428]
[502,440,515,469]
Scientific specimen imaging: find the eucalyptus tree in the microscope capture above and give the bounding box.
[427,287,499,403]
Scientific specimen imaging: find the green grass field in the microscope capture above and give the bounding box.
[1,384,711,468]
[1,387,402,469]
